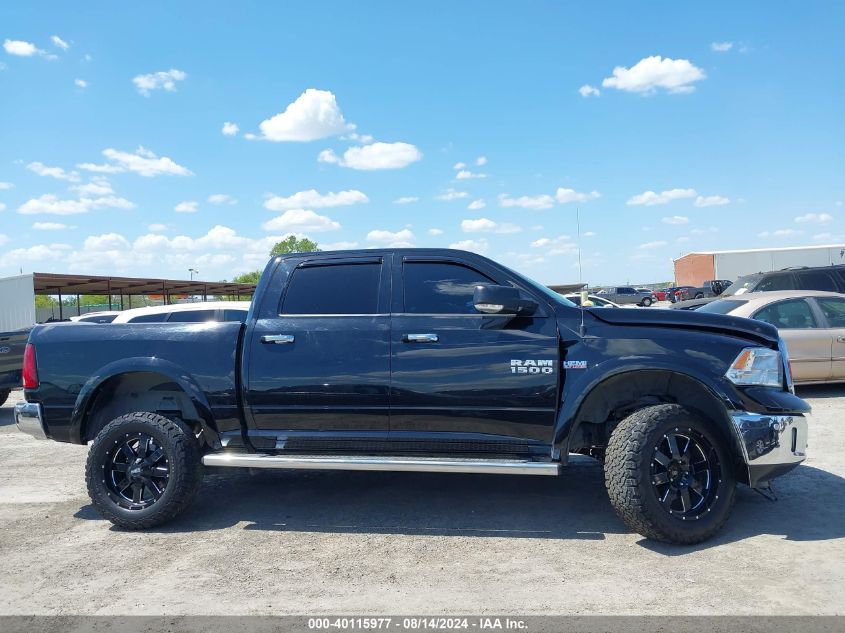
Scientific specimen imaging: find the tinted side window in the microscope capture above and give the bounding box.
[753,300,817,329]
[127,313,168,323]
[755,274,795,292]
[404,262,495,314]
[816,298,845,328]
[168,309,217,323]
[282,263,380,314]
[223,309,248,322]
[797,271,837,292]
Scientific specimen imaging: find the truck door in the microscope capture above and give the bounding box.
[389,255,559,444]
[244,255,391,443]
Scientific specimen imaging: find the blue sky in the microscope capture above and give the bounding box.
[1,1,843,285]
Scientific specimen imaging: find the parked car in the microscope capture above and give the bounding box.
[668,297,714,311]
[563,293,621,308]
[678,280,732,301]
[597,286,654,307]
[723,265,845,296]
[69,311,122,324]
[16,248,809,544]
[698,290,845,383]
[652,289,668,301]
[0,328,30,406]
[111,301,251,324]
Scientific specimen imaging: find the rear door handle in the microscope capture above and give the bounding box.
[403,333,439,343]
[261,334,295,344]
[837,336,845,343]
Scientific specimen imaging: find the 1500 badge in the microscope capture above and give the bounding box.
[511,359,555,374]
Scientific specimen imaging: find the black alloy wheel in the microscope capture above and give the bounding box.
[651,428,721,521]
[104,432,170,510]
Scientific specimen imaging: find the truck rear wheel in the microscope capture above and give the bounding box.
[604,404,736,544]
[85,412,203,529]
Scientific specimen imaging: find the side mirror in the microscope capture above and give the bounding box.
[473,285,537,315]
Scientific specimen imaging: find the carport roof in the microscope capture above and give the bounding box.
[31,272,256,297]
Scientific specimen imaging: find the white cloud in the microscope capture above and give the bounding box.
[475,156,487,166]
[694,194,730,207]
[0,203,5,212]
[0,182,13,190]
[26,162,80,182]
[759,229,803,238]
[555,188,601,204]
[602,56,705,94]
[579,84,600,98]
[468,199,486,210]
[795,213,833,224]
[455,169,486,180]
[662,215,689,225]
[18,193,134,216]
[393,196,419,205]
[435,188,469,201]
[428,228,444,236]
[461,218,521,234]
[92,147,192,177]
[638,240,668,249]
[0,234,8,247]
[530,235,574,252]
[262,209,340,233]
[221,122,239,136]
[74,78,87,88]
[319,142,422,170]
[132,69,187,96]
[367,229,415,247]
[449,238,489,254]
[147,224,168,233]
[0,243,71,267]
[174,201,198,213]
[812,233,835,242]
[71,178,114,196]
[583,231,596,237]
[259,88,352,141]
[208,193,237,205]
[627,188,696,206]
[711,41,733,52]
[453,162,467,170]
[264,189,369,211]
[51,35,70,51]
[498,193,555,210]
[3,39,42,57]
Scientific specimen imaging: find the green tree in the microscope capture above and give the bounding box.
[269,236,320,257]
[232,271,261,284]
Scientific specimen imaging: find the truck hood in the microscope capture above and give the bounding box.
[587,306,780,346]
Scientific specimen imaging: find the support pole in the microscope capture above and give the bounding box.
[58,289,63,320]
[76,294,81,316]
[107,280,112,310]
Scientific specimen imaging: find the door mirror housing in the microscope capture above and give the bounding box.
[473,285,537,315]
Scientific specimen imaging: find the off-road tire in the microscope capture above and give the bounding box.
[85,412,203,529]
[0,389,10,406]
[604,404,736,544]
[640,297,653,307]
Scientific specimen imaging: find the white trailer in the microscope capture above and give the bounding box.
[0,274,36,332]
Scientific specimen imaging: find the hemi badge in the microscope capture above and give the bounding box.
[563,360,587,369]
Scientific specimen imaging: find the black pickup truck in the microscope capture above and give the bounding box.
[1,328,29,405]
[15,249,810,544]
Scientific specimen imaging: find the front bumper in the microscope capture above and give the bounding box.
[14,401,47,440]
[730,411,808,487]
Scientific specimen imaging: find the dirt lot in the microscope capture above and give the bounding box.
[1,388,843,615]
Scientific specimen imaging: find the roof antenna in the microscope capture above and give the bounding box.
[577,207,586,337]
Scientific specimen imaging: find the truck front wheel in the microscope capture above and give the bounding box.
[85,412,203,529]
[604,404,736,544]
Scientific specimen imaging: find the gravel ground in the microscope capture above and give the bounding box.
[1,387,843,615]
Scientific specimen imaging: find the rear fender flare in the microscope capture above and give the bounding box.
[70,357,218,444]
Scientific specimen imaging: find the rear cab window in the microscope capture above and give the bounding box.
[167,309,217,323]
[127,313,169,323]
[282,262,381,314]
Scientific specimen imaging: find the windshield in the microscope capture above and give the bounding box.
[722,274,762,296]
[501,264,577,308]
[697,299,749,315]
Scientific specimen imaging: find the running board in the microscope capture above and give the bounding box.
[202,453,560,476]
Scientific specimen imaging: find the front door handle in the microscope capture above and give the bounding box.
[403,333,439,343]
[261,334,295,344]
[837,336,845,343]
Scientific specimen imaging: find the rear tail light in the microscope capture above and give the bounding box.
[22,343,38,389]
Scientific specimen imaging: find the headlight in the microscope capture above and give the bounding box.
[725,347,782,387]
